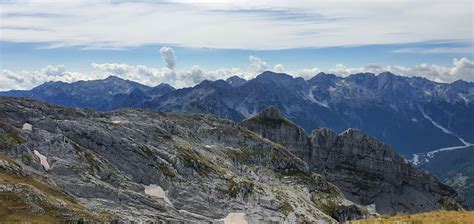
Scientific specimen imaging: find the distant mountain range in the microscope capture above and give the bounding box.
[1,76,175,111]
[2,71,472,159]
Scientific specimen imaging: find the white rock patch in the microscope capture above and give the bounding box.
[111,116,129,124]
[33,150,50,171]
[221,213,248,224]
[144,184,172,205]
[22,123,32,131]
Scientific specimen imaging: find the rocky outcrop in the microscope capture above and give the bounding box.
[0,97,369,223]
[240,107,464,215]
[0,156,106,222]
[240,107,311,162]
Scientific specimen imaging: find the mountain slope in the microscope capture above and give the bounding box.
[420,146,474,208]
[0,76,174,111]
[1,71,472,158]
[241,107,465,215]
[154,72,473,156]
[1,97,382,222]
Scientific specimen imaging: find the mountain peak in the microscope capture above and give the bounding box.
[240,106,310,161]
[195,79,216,89]
[256,71,293,81]
[377,71,397,80]
[226,75,247,87]
[255,106,285,120]
[339,128,377,142]
[241,106,301,130]
[308,72,338,84]
[154,83,173,88]
[104,75,124,81]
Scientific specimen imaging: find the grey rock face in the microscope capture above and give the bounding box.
[240,107,464,215]
[0,97,369,223]
[240,107,311,162]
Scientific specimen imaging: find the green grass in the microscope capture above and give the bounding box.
[140,145,154,157]
[75,145,103,173]
[18,152,32,164]
[224,177,254,198]
[226,177,239,198]
[0,156,112,222]
[353,211,474,224]
[175,143,224,176]
[159,163,176,178]
[280,201,294,216]
[0,133,26,149]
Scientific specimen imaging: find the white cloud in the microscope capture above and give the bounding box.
[273,64,285,73]
[451,57,474,82]
[248,56,269,73]
[159,47,176,70]
[91,63,172,86]
[0,65,95,90]
[42,65,66,76]
[329,57,474,82]
[1,50,472,91]
[328,64,385,77]
[292,68,322,80]
[0,0,471,49]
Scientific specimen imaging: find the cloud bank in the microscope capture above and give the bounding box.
[0,0,472,49]
[1,46,472,91]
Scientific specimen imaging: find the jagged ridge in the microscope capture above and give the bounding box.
[0,97,376,223]
[240,106,465,215]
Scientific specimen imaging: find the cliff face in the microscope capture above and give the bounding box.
[0,97,372,223]
[240,107,464,215]
[240,107,311,162]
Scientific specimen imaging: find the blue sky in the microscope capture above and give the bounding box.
[1,40,472,72]
[0,0,473,90]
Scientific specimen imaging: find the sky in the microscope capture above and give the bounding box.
[0,0,473,90]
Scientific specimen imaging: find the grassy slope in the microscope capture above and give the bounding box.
[0,156,110,222]
[353,211,474,224]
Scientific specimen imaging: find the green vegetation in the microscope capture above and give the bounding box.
[159,163,176,178]
[226,177,239,198]
[175,143,224,176]
[353,211,474,224]
[438,196,463,211]
[276,170,310,182]
[280,201,294,216]
[0,132,26,149]
[224,177,255,198]
[444,164,474,209]
[238,127,262,140]
[139,145,154,157]
[18,152,32,164]
[75,145,102,173]
[228,148,263,163]
[238,141,248,148]
[319,200,339,216]
[0,159,111,222]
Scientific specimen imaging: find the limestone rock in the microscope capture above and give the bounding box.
[241,106,464,215]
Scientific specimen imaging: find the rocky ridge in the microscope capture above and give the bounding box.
[241,107,465,215]
[2,72,472,157]
[0,97,377,223]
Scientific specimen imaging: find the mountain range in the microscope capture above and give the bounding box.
[0,97,465,222]
[2,71,472,158]
[2,72,473,206]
